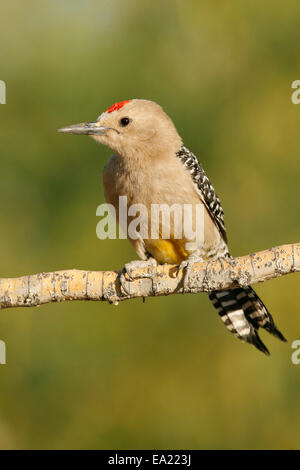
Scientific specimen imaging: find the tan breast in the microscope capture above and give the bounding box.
[103,153,225,263]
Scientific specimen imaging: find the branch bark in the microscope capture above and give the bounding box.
[1,243,299,310]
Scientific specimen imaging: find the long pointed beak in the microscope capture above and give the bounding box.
[58,122,109,136]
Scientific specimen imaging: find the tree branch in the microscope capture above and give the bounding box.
[0,243,299,310]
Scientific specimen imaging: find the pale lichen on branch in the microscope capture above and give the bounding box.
[0,243,299,310]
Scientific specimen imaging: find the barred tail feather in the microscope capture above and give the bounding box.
[239,287,287,342]
[209,287,286,354]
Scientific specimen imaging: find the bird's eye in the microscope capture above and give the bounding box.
[119,117,130,127]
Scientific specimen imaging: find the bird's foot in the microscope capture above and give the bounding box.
[178,254,204,293]
[119,258,158,296]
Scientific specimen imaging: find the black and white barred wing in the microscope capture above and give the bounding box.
[176,146,227,243]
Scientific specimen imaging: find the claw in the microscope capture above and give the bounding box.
[119,258,158,296]
[178,254,204,293]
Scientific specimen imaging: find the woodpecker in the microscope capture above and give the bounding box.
[59,99,286,354]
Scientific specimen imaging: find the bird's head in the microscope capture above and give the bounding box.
[58,99,182,159]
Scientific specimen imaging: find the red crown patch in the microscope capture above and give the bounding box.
[106,100,132,114]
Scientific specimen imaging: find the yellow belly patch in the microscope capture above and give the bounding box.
[145,239,189,265]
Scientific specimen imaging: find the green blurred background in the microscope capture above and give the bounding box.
[1,0,300,450]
